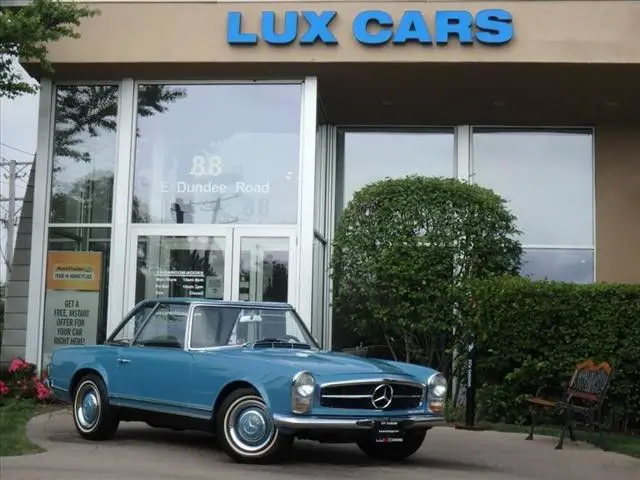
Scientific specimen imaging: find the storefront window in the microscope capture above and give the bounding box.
[338,128,455,208]
[472,128,594,282]
[42,227,111,365]
[132,83,302,225]
[520,248,594,284]
[50,85,119,224]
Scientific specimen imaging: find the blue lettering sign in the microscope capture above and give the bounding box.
[301,11,338,45]
[393,11,432,45]
[227,10,338,46]
[226,9,513,46]
[352,10,394,45]
[475,9,513,45]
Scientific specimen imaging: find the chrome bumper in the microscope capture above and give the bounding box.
[273,414,447,431]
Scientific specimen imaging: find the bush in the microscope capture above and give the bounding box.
[331,176,521,370]
[0,357,53,406]
[458,276,640,431]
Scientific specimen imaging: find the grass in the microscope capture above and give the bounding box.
[480,421,640,459]
[0,399,62,457]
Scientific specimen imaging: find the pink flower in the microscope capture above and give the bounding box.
[8,357,28,374]
[0,380,9,396]
[34,381,51,401]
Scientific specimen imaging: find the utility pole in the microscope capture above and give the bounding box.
[0,157,32,274]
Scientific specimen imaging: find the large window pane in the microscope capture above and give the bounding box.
[520,248,594,283]
[42,227,111,365]
[50,85,119,223]
[472,128,593,246]
[132,84,302,225]
[339,129,455,208]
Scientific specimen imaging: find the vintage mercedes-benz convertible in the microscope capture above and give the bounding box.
[46,298,447,464]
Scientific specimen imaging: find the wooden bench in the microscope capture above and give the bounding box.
[524,359,614,450]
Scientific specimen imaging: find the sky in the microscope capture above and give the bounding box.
[0,59,39,283]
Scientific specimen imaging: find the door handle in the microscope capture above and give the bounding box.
[118,358,131,364]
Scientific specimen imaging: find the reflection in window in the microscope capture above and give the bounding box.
[472,128,594,246]
[42,227,111,365]
[132,84,302,225]
[135,235,226,304]
[135,303,189,348]
[520,248,594,284]
[50,85,119,224]
[338,129,455,208]
[111,305,154,345]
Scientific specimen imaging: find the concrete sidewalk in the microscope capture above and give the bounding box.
[1,410,638,480]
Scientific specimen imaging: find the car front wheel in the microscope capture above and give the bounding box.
[216,387,293,464]
[357,428,427,461]
[72,373,119,440]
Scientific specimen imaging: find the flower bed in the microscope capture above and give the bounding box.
[0,357,53,406]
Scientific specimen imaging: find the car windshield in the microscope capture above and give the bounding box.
[189,306,319,350]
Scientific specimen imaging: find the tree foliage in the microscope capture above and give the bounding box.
[0,0,98,98]
[331,176,522,370]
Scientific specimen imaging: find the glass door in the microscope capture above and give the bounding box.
[232,227,297,304]
[125,225,298,311]
[126,225,233,308]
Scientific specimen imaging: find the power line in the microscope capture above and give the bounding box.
[0,142,35,157]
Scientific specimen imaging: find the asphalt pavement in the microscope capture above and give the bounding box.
[1,409,638,480]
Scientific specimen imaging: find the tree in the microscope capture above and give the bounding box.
[0,0,98,98]
[330,176,522,373]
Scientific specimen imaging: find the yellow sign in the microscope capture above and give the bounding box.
[46,251,103,292]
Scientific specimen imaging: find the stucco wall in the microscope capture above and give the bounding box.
[595,126,640,284]
[33,2,640,66]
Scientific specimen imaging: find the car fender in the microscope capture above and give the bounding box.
[70,362,112,394]
[215,376,274,410]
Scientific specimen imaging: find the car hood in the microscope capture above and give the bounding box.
[211,347,416,378]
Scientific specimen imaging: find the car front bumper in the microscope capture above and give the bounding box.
[273,414,446,431]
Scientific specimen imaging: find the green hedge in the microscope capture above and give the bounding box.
[460,277,640,430]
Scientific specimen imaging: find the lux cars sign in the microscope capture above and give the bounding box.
[227,9,513,46]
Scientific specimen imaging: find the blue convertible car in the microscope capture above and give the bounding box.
[46,298,447,464]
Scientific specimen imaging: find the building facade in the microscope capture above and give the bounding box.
[2,1,640,368]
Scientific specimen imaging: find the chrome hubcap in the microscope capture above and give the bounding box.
[227,399,275,452]
[76,385,100,431]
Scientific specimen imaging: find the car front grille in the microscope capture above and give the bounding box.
[319,381,424,411]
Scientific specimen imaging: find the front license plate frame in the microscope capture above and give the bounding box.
[373,419,405,443]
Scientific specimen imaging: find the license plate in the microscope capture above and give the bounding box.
[373,419,404,443]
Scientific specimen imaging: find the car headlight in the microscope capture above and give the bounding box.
[291,371,315,414]
[427,373,447,413]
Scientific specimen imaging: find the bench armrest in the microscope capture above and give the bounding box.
[534,384,566,400]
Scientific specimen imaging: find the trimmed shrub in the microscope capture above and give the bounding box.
[458,276,640,431]
[331,176,522,370]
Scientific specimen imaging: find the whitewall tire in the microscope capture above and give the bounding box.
[216,387,293,464]
[72,373,119,441]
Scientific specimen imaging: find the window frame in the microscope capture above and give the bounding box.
[106,300,159,346]
[131,301,189,349]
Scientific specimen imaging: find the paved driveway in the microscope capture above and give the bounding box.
[1,410,638,480]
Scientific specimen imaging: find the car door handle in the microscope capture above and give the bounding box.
[118,358,131,364]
